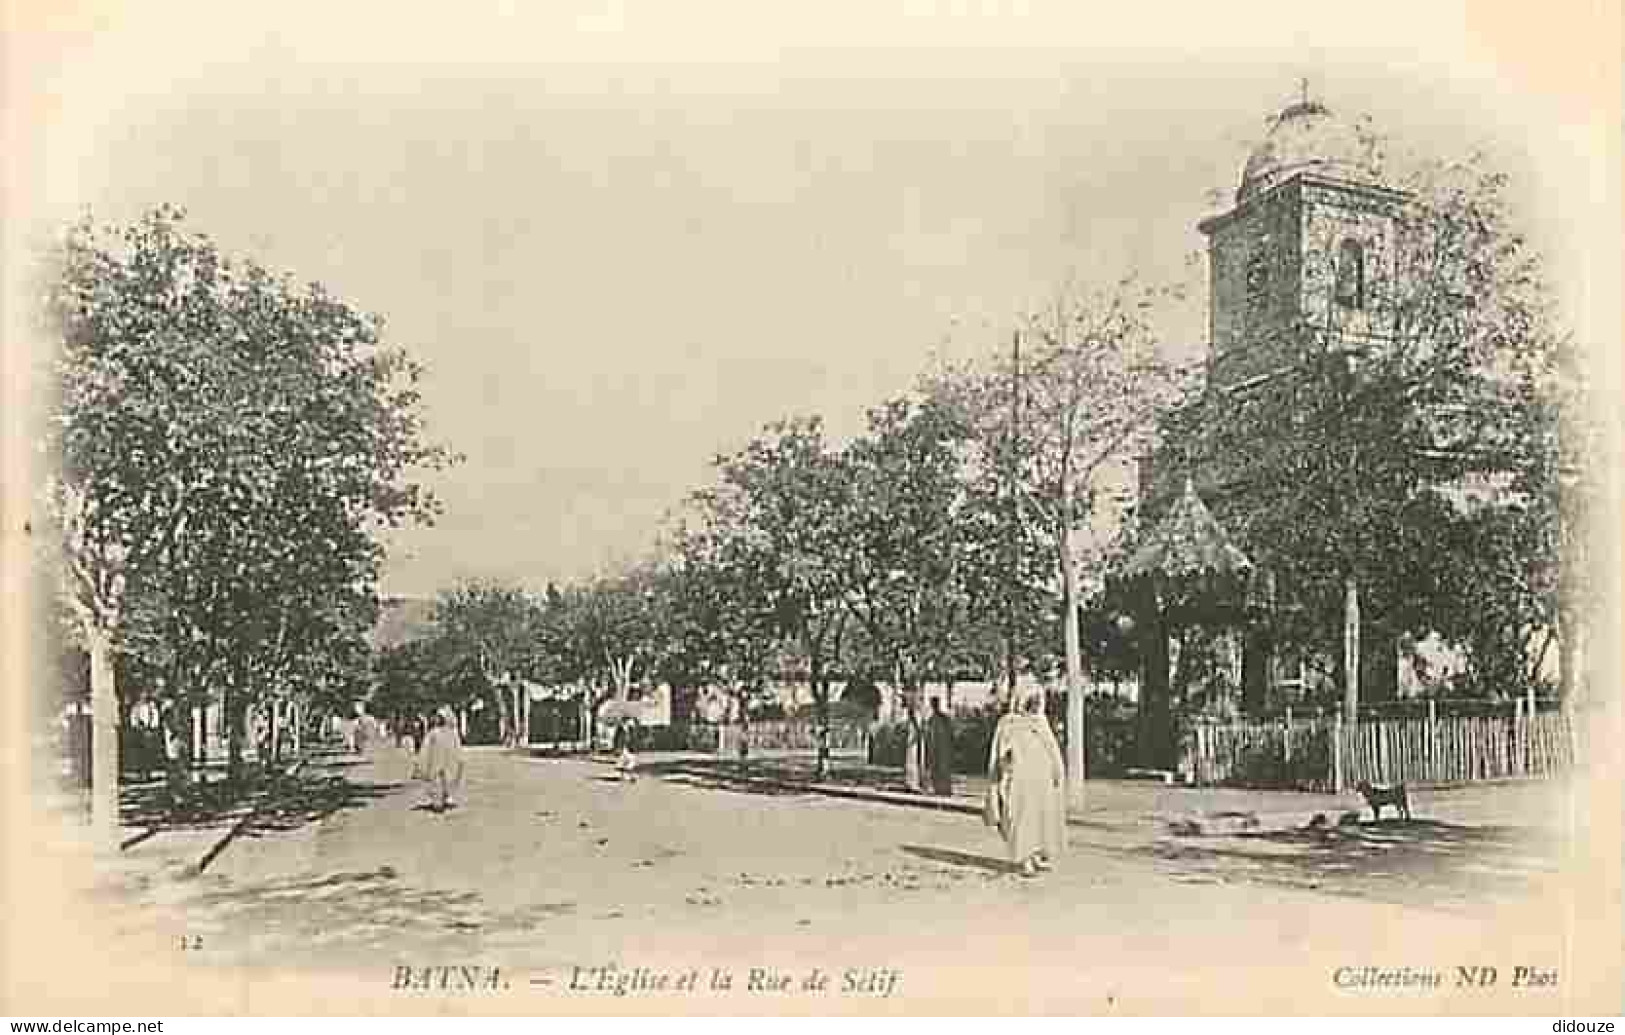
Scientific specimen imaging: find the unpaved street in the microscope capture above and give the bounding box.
[50,746,1596,1014]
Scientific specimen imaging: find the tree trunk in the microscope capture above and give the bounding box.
[900,667,923,792]
[226,684,244,785]
[270,699,282,766]
[737,685,753,761]
[1138,595,1174,769]
[1060,524,1087,808]
[495,685,510,747]
[87,627,120,846]
[1342,575,1360,723]
[811,652,829,781]
[1360,621,1399,703]
[1242,570,1272,717]
[1242,627,1271,717]
[191,703,206,781]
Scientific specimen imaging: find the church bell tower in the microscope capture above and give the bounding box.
[1197,95,1410,392]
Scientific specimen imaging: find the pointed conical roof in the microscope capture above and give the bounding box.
[1123,478,1253,582]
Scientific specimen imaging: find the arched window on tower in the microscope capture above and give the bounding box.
[1335,238,1366,309]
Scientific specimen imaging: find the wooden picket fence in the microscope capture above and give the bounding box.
[1185,704,1574,791]
[1188,715,1337,790]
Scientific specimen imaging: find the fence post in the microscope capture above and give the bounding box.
[1508,695,1521,773]
[1332,711,1344,792]
[1526,697,1537,775]
[1502,709,1512,777]
[1427,699,1438,782]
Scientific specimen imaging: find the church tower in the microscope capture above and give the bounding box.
[1197,97,1410,392]
[1132,93,1415,714]
[1141,95,1412,515]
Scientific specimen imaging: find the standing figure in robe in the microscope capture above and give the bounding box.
[987,686,1066,876]
[417,706,465,812]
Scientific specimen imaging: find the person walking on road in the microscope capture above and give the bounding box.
[986,686,1066,877]
[416,706,465,812]
[613,718,639,783]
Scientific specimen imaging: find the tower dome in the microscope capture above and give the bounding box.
[1237,100,1378,202]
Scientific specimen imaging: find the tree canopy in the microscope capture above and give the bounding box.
[44,205,453,824]
[1183,158,1579,703]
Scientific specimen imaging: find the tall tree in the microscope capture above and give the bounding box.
[832,396,980,791]
[43,206,450,838]
[931,279,1189,806]
[433,580,540,747]
[1187,156,1575,713]
[543,563,674,744]
[687,417,852,776]
[666,524,784,736]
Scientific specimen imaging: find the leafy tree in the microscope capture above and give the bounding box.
[666,524,784,733]
[1186,156,1575,714]
[42,206,451,835]
[538,563,674,744]
[680,417,852,775]
[929,279,1190,804]
[432,579,541,747]
[373,632,490,738]
[373,638,446,734]
[829,395,985,791]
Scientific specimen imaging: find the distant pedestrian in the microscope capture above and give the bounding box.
[987,686,1066,877]
[416,706,465,812]
[925,697,954,796]
[613,718,639,782]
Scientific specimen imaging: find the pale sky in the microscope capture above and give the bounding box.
[9,2,1614,599]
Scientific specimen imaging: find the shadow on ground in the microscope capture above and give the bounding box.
[242,774,403,837]
[901,844,1016,874]
[642,760,828,799]
[1130,818,1559,907]
[523,746,591,759]
[119,752,400,845]
[189,868,474,933]
[179,866,582,955]
[645,757,924,798]
[656,773,821,799]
